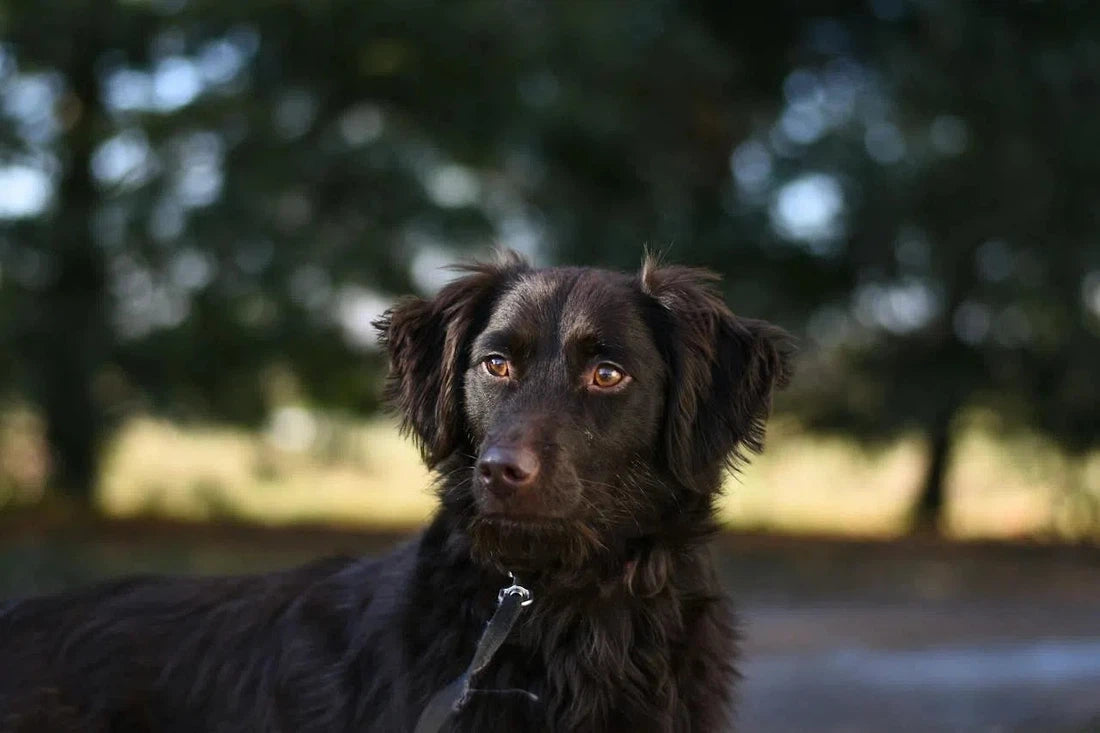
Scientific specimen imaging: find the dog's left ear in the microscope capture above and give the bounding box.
[641,257,795,490]
[374,252,528,467]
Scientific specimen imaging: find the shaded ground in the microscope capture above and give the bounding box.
[2,518,1099,732]
[739,605,1100,732]
[717,534,1100,732]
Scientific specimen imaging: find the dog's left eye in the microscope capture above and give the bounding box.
[484,356,511,378]
[591,363,626,389]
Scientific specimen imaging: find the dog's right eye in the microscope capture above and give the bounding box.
[484,356,511,378]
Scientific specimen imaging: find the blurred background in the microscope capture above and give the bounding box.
[1,0,1098,730]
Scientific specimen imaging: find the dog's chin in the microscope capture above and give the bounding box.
[468,514,601,575]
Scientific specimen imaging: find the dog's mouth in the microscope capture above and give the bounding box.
[479,513,569,526]
[467,513,601,573]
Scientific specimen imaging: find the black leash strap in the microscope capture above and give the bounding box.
[413,575,535,733]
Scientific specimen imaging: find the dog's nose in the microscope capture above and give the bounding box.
[477,445,540,498]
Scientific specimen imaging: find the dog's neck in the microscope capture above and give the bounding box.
[418,501,718,606]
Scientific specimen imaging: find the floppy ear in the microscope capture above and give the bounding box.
[374,252,528,467]
[641,257,795,490]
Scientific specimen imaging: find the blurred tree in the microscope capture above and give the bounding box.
[0,0,1096,531]
[737,2,1100,531]
[0,0,798,507]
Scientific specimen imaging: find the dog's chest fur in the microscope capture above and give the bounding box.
[401,519,737,732]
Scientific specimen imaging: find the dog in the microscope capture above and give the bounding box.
[0,252,792,732]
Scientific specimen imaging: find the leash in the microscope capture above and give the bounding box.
[413,573,536,733]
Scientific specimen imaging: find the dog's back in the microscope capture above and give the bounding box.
[0,554,416,732]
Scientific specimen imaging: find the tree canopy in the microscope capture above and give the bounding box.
[0,0,1097,527]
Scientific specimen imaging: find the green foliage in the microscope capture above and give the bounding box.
[0,0,1096,517]
[773,3,1100,455]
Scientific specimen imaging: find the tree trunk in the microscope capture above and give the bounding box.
[911,407,957,534]
[34,248,107,507]
[29,1,111,509]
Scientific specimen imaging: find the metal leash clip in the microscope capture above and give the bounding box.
[498,571,534,607]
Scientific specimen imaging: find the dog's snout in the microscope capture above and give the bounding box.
[477,445,540,498]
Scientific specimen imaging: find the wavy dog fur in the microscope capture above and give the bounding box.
[0,252,792,732]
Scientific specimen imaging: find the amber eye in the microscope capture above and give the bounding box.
[484,355,510,378]
[592,363,626,389]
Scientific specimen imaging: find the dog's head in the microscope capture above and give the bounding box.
[376,252,793,575]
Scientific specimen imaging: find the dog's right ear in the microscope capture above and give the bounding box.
[641,255,795,491]
[374,251,528,467]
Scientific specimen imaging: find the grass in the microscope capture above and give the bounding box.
[98,415,435,528]
[3,405,1097,539]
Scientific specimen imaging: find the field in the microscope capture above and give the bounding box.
[0,408,1083,540]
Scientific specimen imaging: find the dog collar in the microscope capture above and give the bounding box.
[413,573,537,733]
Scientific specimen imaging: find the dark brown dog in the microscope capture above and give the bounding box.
[0,253,792,732]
